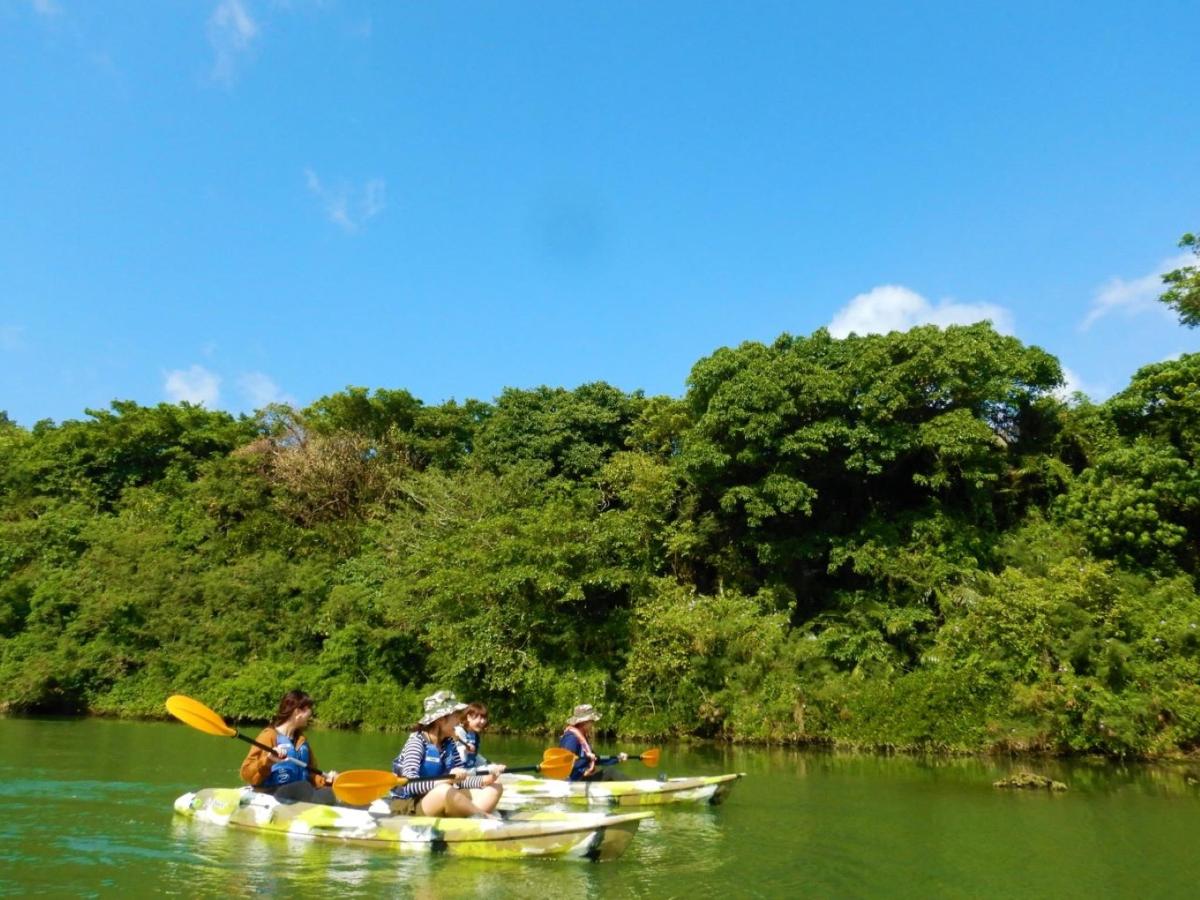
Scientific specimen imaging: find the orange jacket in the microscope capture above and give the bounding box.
[239,727,330,788]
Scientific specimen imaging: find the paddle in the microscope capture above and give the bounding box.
[630,748,661,768]
[165,694,325,776]
[603,747,660,768]
[333,748,579,806]
[503,747,579,776]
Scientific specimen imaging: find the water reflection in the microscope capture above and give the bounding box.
[166,815,613,898]
[161,796,731,898]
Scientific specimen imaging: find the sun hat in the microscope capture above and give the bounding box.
[566,703,601,725]
[419,690,468,726]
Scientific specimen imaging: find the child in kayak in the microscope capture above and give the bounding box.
[239,689,338,804]
[558,704,628,782]
[453,701,494,769]
[390,690,505,816]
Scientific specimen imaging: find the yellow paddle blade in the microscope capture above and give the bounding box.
[332,769,407,806]
[538,757,576,779]
[639,748,661,767]
[165,695,236,738]
[540,748,578,767]
[537,747,577,779]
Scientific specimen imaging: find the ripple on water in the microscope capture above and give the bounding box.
[0,778,182,802]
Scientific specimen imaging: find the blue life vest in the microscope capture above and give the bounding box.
[418,737,459,779]
[455,726,481,768]
[390,734,463,799]
[560,727,599,781]
[261,730,310,787]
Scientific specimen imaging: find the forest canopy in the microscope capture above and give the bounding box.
[2,320,1198,757]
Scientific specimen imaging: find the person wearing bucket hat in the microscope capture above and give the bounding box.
[388,690,505,816]
[558,703,628,782]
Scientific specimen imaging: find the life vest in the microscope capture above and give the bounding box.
[417,735,458,779]
[455,725,480,768]
[564,725,598,778]
[262,730,309,787]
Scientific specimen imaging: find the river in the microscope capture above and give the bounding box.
[1,717,1198,897]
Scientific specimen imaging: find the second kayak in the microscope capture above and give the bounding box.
[497,772,744,810]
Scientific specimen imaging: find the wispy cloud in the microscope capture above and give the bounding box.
[1054,365,1107,404]
[1080,253,1192,331]
[28,0,62,16]
[164,364,221,407]
[304,168,387,232]
[828,285,1014,339]
[208,0,259,86]
[0,326,25,352]
[238,371,294,410]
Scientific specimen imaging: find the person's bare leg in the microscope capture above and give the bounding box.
[443,785,486,817]
[417,783,486,817]
[467,784,503,814]
[418,783,456,816]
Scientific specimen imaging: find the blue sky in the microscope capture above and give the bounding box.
[2,1,1197,426]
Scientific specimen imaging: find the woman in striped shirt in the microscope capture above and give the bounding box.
[390,690,505,816]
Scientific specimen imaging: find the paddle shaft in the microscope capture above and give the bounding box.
[235,731,325,777]
[379,764,512,790]
[399,753,572,782]
[601,749,659,767]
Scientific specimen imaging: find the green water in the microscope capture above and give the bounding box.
[2,718,1199,897]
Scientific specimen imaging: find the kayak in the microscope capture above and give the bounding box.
[497,772,744,809]
[174,788,651,861]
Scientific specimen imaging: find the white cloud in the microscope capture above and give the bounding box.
[164,364,221,407]
[238,371,293,410]
[1054,365,1104,404]
[828,284,1014,339]
[304,168,387,232]
[1080,252,1193,330]
[208,0,258,86]
[362,178,386,219]
[29,0,61,16]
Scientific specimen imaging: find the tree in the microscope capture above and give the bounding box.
[1060,354,1200,573]
[301,387,488,469]
[1160,232,1200,327]
[473,383,646,480]
[5,401,254,510]
[680,324,1063,602]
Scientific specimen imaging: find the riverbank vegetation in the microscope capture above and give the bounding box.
[2,249,1198,757]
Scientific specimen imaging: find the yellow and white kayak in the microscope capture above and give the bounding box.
[497,772,744,810]
[174,788,651,861]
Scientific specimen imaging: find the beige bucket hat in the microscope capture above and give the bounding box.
[566,703,601,725]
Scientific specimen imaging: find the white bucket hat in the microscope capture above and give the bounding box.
[419,690,468,726]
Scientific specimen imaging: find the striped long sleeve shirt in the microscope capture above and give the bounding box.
[391,731,487,799]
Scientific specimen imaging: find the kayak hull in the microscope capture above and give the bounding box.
[173,788,649,861]
[497,772,744,810]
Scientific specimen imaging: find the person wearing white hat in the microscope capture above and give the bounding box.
[388,690,505,816]
[558,704,628,782]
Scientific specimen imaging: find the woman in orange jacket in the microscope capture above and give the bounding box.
[240,689,338,804]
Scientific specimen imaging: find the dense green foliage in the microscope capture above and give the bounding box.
[2,320,1198,756]
[1160,232,1200,328]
